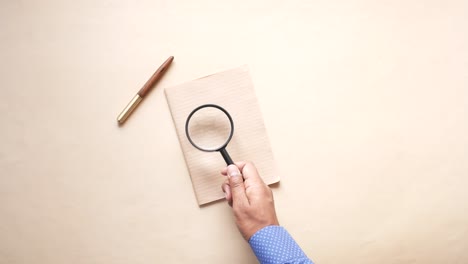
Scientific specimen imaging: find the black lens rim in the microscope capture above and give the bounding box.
[185,104,234,152]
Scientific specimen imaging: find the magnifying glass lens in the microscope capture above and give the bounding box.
[186,107,233,151]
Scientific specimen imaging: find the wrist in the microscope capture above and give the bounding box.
[243,220,280,241]
[247,224,281,242]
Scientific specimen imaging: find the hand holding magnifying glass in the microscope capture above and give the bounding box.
[185,104,235,165]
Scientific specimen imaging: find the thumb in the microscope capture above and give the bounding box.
[227,165,248,206]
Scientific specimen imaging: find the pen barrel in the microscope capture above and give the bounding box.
[138,56,174,97]
[117,94,143,124]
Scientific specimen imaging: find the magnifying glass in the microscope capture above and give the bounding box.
[185,104,234,165]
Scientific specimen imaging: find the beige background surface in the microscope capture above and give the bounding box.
[1,0,467,263]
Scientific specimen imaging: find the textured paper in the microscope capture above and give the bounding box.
[165,66,279,205]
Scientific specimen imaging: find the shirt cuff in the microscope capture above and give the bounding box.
[248,225,314,264]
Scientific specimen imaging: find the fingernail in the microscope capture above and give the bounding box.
[227,165,240,177]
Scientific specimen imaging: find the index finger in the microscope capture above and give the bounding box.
[222,161,265,186]
[221,161,247,176]
[239,162,266,186]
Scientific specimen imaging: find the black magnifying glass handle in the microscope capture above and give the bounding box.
[220,148,234,165]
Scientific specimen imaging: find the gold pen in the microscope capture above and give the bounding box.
[117,56,174,124]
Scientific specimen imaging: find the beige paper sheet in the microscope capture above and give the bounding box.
[165,66,279,205]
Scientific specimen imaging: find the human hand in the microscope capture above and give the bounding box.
[221,162,279,240]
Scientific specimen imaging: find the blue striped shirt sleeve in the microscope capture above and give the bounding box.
[248,225,314,264]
